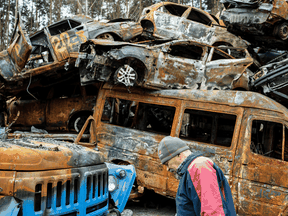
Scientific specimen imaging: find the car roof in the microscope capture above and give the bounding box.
[30,15,93,38]
[102,84,288,115]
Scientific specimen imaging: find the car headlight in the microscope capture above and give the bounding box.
[116,169,126,178]
[108,175,118,192]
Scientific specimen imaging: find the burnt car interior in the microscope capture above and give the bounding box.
[101,97,176,135]
[168,44,203,60]
[251,120,288,161]
[48,19,82,36]
[28,31,54,68]
[180,109,236,147]
[187,9,212,26]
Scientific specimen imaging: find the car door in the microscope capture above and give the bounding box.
[203,47,253,90]
[235,109,288,215]
[47,19,88,62]
[153,4,189,39]
[149,42,208,88]
[0,14,32,80]
[178,7,215,44]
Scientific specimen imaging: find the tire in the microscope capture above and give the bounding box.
[107,209,121,216]
[114,64,138,87]
[278,22,288,40]
[73,115,90,134]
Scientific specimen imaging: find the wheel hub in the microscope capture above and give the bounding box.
[115,65,137,86]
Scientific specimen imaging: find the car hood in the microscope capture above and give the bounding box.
[0,138,104,171]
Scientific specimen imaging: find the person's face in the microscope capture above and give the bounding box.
[166,155,182,172]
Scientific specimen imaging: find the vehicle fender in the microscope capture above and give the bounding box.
[0,196,21,216]
[106,163,136,213]
[108,46,151,66]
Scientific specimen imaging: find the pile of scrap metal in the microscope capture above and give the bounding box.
[1,0,288,133]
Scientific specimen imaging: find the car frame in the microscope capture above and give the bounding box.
[220,0,288,49]
[8,79,100,134]
[77,39,253,90]
[0,14,143,97]
[139,2,248,48]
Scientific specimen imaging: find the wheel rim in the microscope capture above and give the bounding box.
[279,23,288,40]
[115,65,137,86]
[96,33,114,41]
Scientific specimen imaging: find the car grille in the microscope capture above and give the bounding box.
[15,164,108,216]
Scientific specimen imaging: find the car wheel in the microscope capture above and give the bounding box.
[114,64,138,86]
[278,22,288,40]
[73,115,90,134]
[96,33,114,41]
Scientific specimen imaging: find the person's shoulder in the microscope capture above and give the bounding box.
[188,156,214,172]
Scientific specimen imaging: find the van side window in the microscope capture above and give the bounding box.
[251,120,287,161]
[180,109,236,147]
[101,97,175,135]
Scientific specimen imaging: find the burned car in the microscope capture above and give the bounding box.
[220,0,288,49]
[77,39,253,90]
[252,52,288,107]
[8,78,99,134]
[139,2,248,48]
[0,14,142,97]
[77,83,288,215]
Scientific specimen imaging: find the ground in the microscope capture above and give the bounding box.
[123,190,176,216]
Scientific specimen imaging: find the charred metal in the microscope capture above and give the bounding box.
[77,39,253,90]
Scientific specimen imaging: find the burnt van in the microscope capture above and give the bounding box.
[81,84,288,215]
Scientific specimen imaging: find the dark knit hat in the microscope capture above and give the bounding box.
[158,136,190,164]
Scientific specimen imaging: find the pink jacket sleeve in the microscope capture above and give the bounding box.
[188,156,225,216]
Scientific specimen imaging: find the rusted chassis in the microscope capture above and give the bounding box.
[87,84,288,215]
[78,39,253,90]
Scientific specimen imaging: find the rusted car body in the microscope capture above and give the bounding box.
[77,39,253,90]
[83,84,288,215]
[0,14,32,83]
[0,137,109,215]
[220,0,288,49]
[139,2,248,48]
[0,136,136,215]
[8,80,99,133]
[0,15,142,97]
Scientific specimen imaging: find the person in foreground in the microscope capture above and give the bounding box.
[158,136,236,216]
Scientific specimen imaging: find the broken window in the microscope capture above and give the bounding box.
[168,44,203,60]
[101,97,175,135]
[157,4,188,17]
[211,49,231,61]
[216,47,247,59]
[180,109,236,147]
[187,9,212,26]
[251,120,288,161]
[48,20,81,36]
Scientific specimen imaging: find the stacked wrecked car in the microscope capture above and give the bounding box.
[1,1,288,215]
